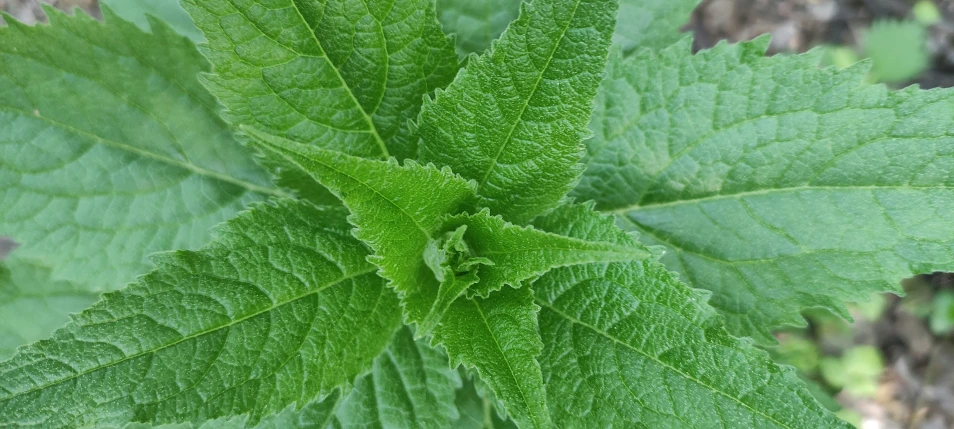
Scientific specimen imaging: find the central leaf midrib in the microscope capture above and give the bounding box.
[286,0,391,159]
[0,267,378,402]
[476,0,584,190]
[469,297,546,429]
[610,184,954,214]
[535,298,797,429]
[0,105,289,200]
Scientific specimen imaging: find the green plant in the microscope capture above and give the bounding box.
[0,0,951,427]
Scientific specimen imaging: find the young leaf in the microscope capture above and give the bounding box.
[436,287,551,429]
[0,260,99,361]
[100,0,204,41]
[0,200,401,428]
[574,37,954,343]
[613,0,699,54]
[181,0,458,161]
[418,0,618,224]
[331,326,461,428]
[248,129,476,327]
[436,0,520,57]
[531,203,851,428]
[441,210,650,298]
[0,7,278,290]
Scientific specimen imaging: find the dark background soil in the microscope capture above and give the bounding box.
[4,1,954,428]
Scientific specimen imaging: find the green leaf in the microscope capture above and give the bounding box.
[435,287,551,429]
[531,203,851,428]
[0,7,278,291]
[574,37,954,343]
[436,0,520,57]
[330,326,461,428]
[100,0,204,42]
[0,200,401,428]
[454,371,520,429]
[613,0,699,54]
[0,260,99,361]
[182,0,459,162]
[440,209,650,298]
[418,0,618,224]
[248,130,476,326]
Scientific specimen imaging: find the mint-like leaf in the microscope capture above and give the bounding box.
[419,0,618,223]
[182,0,458,162]
[0,7,277,290]
[0,200,400,428]
[436,287,551,429]
[574,37,954,342]
[531,203,850,428]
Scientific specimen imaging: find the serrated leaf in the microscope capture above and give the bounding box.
[0,200,401,428]
[0,259,99,361]
[100,0,204,42]
[441,209,650,298]
[531,203,850,428]
[182,0,458,162]
[574,37,954,343]
[436,0,520,57]
[0,7,278,291]
[435,287,551,429]
[248,129,476,327]
[613,0,699,54]
[418,0,618,224]
[330,326,461,428]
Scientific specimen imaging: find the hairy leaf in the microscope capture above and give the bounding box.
[419,0,618,223]
[330,326,461,428]
[100,0,204,41]
[182,0,458,162]
[0,260,99,361]
[249,130,476,326]
[0,200,401,428]
[436,287,551,429]
[574,37,954,342]
[613,0,699,54]
[531,203,850,428]
[436,0,520,57]
[441,209,650,298]
[0,8,277,290]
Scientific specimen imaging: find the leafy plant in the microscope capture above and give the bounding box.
[0,0,950,427]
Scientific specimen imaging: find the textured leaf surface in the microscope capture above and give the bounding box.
[0,260,99,361]
[613,0,699,54]
[0,200,401,428]
[436,0,520,56]
[436,287,551,429]
[0,8,276,290]
[574,37,954,342]
[330,326,461,428]
[182,0,459,162]
[250,130,476,326]
[419,0,618,223]
[100,0,204,41]
[442,210,650,298]
[531,203,850,428]
[454,372,520,429]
